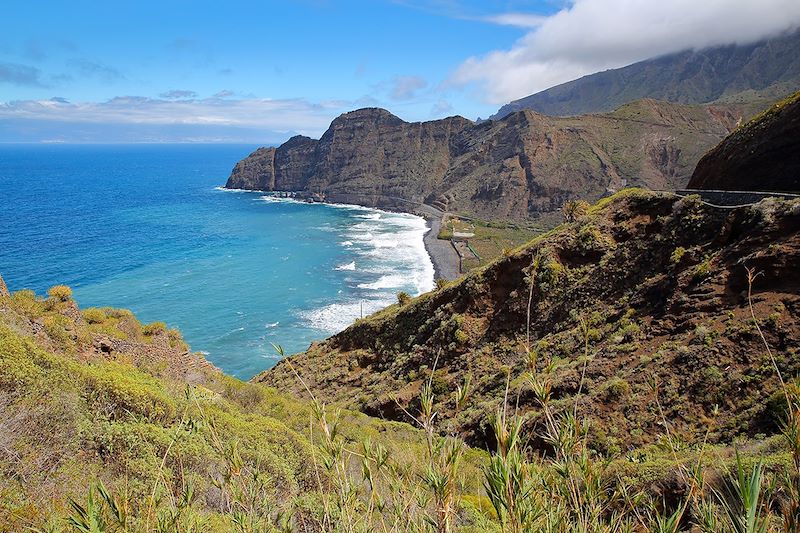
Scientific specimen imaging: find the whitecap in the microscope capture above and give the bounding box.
[217,327,246,340]
[258,195,304,205]
[299,298,393,334]
[265,321,279,328]
[340,240,354,247]
[357,274,406,290]
[335,261,356,271]
[213,186,261,193]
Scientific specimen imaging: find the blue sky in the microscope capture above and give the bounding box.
[2,0,799,143]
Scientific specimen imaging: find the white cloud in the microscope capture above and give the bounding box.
[390,76,428,100]
[451,0,800,104]
[160,89,198,99]
[483,13,546,28]
[430,99,454,117]
[0,95,353,138]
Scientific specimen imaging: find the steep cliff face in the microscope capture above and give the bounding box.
[226,146,276,190]
[688,92,800,192]
[309,109,471,208]
[226,100,746,219]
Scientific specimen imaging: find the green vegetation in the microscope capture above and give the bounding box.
[562,199,590,222]
[438,215,545,271]
[47,285,73,302]
[0,284,493,532]
[670,246,687,264]
[255,189,800,531]
[142,321,167,336]
[734,90,800,136]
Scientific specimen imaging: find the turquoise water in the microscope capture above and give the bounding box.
[0,144,433,378]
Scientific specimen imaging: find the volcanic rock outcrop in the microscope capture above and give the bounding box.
[227,101,746,219]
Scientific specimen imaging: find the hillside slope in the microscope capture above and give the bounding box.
[227,100,747,220]
[258,190,800,449]
[0,281,487,531]
[688,92,800,192]
[492,29,800,119]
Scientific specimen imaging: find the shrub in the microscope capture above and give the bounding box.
[0,326,40,389]
[691,257,712,281]
[43,314,74,348]
[535,250,564,291]
[82,307,107,324]
[80,361,177,422]
[435,278,449,290]
[670,246,686,264]
[142,321,167,336]
[575,223,613,252]
[430,370,449,395]
[605,377,631,400]
[562,199,590,222]
[764,381,800,428]
[167,328,189,351]
[47,285,73,302]
[11,289,46,317]
[396,292,411,306]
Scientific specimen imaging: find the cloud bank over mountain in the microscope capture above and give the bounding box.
[452,0,800,103]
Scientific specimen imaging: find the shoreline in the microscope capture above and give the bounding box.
[421,213,461,281]
[218,186,463,283]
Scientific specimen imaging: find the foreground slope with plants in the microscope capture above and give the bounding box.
[0,282,492,531]
[4,257,800,532]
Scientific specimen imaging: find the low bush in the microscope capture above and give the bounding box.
[80,361,177,422]
[47,285,73,302]
[82,307,107,324]
[670,246,686,264]
[142,321,167,336]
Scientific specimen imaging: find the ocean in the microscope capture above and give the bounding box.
[0,144,434,378]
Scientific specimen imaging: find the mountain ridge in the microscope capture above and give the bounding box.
[226,99,751,220]
[491,29,800,120]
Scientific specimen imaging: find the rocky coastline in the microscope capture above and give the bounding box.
[225,101,748,220]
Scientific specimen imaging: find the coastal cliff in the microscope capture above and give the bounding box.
[227,100,747,219]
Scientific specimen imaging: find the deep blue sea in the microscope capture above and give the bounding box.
[0,144,433,378]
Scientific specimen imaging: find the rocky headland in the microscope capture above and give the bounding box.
[226,100,753,221]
